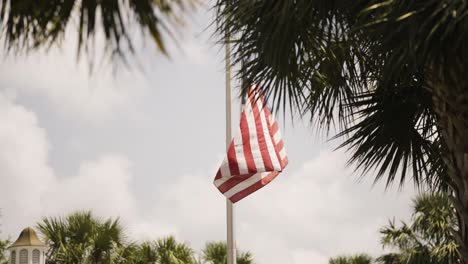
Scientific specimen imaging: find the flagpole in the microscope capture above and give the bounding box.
[225,36,237,264]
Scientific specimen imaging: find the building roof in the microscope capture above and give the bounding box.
[9,227,46,248]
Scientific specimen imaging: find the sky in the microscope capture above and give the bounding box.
[0,5,418,264]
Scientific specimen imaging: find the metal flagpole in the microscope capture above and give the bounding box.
[225,36,237,264]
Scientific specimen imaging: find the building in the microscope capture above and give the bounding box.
[8,227,46,264]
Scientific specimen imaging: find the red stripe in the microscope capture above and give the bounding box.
[240,111,256,173]
[276,140,284,150]
[250,95,274,171]
[229,171,279,203]
[217,173,255,193]
[215,170,222,180]
[227,140,240,176]
[270,121,279,135]
[273,140,284,168]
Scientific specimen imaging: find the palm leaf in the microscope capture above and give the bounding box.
[0,0,195,59]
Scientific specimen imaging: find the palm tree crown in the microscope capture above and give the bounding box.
[215,0,468,260]
[155,236,197,264]
[329,254,373,264]
[37,211,125,264]
[202,241,253,264]
[0,0,194,59]
[378,193,459,264]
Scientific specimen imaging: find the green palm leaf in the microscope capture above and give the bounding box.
[0,0,195,59]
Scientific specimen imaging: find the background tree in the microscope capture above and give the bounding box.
[329,254,373,264]
[37,211,126,264]
[112,242,159,264]
[202,241,253,264]
[0,211,9,264]
[155,236,197,264]
[215,0,468,259]
[377,193,459,264]
[0,0,195,60]
[0,238,9,264]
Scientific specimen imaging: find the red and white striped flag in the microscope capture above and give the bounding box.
[214,86,288,203]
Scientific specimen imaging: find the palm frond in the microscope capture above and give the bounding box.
[216,0,367,128]
[378,193,460,264]
[336,73,439,187]
[214,0,466,191]
[0,0,194,59]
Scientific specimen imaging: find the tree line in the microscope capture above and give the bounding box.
[0,192,460,263]
[329,193,459,264]
[0,211,253,264]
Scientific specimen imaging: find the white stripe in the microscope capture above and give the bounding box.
[280,148,287,159]
[223,172,268,198]
[220,159,231,178]
[233,127,249,175]
[273,130,281,144]
[245,97,265,172]
[255,98,281,171]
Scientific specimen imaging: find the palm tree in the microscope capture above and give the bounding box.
[329,254,373,264]
[155,236,197,264]
[114,236,196,264]
[377,193,459,264]
[0,210,9,264]
[0,0,194,59]
[202,241,253,264]
[113,242,159,264]
[215,0,468,260]
[0,238,9,264]
[37,211,126,264]
[135,241,159,264]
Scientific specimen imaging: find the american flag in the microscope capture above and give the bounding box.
[214,86,288,203]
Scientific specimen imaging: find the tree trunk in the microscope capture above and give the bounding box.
[432,67,468,263]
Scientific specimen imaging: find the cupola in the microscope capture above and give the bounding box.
[8,227,46,264]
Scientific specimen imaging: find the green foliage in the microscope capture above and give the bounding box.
[101,236,197,264]
[0,237,9,264]
[329,254,373,264]
[216,1,468,260]
[215,0,468,189]
[377,193,459,264]
[0,0,195,59]
[37,211,126,264]
[202,241,253,264]
[155,236,197,264]
[38,212,199,264]
[0,211,10,264]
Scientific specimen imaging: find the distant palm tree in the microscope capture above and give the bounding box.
[0,210,9,264]
[136,241,159,264]
[0,0,195,59]
[37,211,126,264]
[155,236,197,264]
[377,193,459,264]
[329,254,373,264]
[0,237,9,264]
[215,0,468,260]
[113,242,159,264]
[202,241,253,264]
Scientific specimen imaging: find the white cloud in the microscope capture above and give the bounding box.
[143,150,416,264]
[42,156,135,218]
[0,40,148,122]
[0,93,167,241]
[0,93,54,230]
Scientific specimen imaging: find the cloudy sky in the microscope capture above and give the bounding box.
[0,5,418,264]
